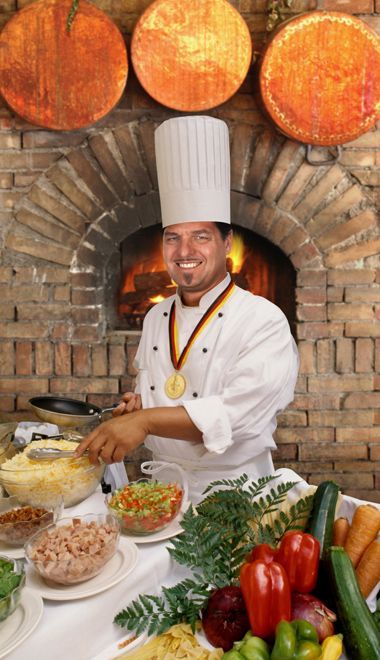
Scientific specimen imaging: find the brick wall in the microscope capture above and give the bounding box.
[0,0,379,495]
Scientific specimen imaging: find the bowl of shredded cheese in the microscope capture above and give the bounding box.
[0,439,105,508]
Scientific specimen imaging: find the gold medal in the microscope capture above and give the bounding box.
[165,372,187,399]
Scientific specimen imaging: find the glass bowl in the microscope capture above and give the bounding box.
[0,556,25,622]
[106,461,187,536]
[0,439,105,508]
[25,513,120,585]
[0,425,16,468]
[0,495,62,547]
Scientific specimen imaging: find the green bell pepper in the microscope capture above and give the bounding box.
[239,634,271,660]
[291,620,319,643]
[222,650,244,660]
[271,619,322,659]
[271,620,297,660]
[292,640,322,659]
[222,632,271,660]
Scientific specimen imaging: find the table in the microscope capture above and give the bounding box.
[4,471,380,660]
[6,491,176,660]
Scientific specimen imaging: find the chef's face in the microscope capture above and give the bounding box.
[162,222,232,305]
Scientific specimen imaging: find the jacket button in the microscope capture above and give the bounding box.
[218,312,223,317]
[163,312,168,317]
[153,346,158,351]
[202,348,207,353]
[193,392,198,397]
[150,385,155,391]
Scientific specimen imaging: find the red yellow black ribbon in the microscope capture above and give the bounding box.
[168,280,235,371]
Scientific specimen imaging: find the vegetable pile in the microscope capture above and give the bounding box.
[114,475,380,660]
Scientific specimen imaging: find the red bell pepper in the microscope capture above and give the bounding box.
[247,543,276,565]
[276,531,320,594]
[239,559,291,640]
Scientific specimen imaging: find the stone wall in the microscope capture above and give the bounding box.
[0,0,379,495]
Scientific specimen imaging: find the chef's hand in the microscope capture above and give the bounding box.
[74,411,148,465]
[75,406,202,465]
[112,392,142,416]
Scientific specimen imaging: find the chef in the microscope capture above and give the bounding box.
[76,115,299,503]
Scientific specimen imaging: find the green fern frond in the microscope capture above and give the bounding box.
[202,473,251,495]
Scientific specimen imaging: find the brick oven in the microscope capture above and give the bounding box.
[0,0,379,498]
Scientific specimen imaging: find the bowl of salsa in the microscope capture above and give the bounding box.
[106,461,187,535]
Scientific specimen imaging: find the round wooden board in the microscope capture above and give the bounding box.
[0,0,128,130]
[131,0,252,112]
[260,11,380,145]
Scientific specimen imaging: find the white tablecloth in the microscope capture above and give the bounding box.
[4,472,379,660]
[6,491,174,660]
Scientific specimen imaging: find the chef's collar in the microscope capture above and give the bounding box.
[175,273,232,311]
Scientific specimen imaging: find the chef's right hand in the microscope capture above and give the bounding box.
[112,392,142,416]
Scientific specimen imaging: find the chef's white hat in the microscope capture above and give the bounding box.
[154,115,231,228]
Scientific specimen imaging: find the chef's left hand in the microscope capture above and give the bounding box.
[74,411,149,465]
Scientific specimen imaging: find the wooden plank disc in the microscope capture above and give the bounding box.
[0,0,128,130]
[260,12,380,145]
[131,0,252,112]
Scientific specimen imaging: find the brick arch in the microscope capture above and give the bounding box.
[5,118,377,278]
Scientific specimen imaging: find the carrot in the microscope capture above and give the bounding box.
[344,504,380,567]
[355,539,380,598]
[333,517,350,546]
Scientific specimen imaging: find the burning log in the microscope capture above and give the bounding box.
[134,271,172,290]
[121,286,176,305]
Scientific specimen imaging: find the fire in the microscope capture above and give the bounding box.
[150,295,165,303]
[228,233,245,272]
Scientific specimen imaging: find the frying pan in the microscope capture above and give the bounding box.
[29,396,118,428]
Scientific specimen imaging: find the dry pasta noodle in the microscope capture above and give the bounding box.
[115,623,223,659]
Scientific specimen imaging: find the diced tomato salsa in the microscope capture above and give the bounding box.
[108,480,183,534]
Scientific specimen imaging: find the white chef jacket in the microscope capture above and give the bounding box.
[134,274,299,502]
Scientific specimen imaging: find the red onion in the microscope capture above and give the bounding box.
[202,585,250,651]
[291,592,337,642]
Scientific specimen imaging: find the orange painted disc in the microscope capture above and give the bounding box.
[131,0,252,112]
[0,0,128,130]
[260,12,380,146]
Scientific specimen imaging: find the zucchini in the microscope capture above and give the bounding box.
[306,480,339,558]
[326,546,380,660]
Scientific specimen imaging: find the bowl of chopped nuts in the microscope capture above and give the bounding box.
[0,495,62,547]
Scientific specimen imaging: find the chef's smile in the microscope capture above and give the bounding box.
[163,221,232,306]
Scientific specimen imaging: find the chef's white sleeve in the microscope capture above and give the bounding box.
[182,314,299,456]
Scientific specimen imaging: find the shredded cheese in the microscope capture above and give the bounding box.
[0,440,103,507]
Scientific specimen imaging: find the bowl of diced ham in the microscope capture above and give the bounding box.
[24,513,120,585]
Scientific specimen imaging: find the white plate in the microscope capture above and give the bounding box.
[25,536,139,601]
[91,632,148,660]
[0,541,24,560]
[121,511,185,544]
[0,588,43,658]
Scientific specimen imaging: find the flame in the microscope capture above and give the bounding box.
[121,245,166,294]
[150,295,165,303]
[228,233,245,272]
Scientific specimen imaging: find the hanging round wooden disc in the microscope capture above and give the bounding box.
[0,0,128,130]
[131,0,252,112]
[260,11,380,146]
